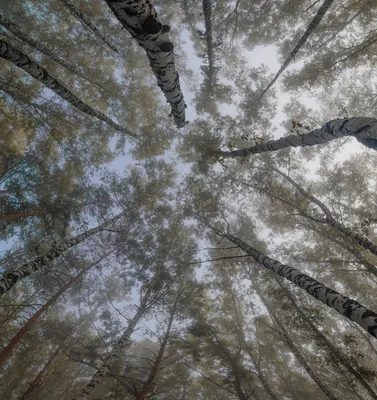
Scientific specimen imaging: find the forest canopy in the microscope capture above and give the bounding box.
[0,0,377,399]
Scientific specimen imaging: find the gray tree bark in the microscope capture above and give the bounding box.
[254,0,335,107]
[210,227,377,338]
[259,290,339,400]
[0,212,125,296]
[275,278,377,399]
[0,40,136,137]
[72,270,160,399]
[0,13,114,95]
[217,117,377,158]
[105,0,186,128]
[58,0,119,52]
[202,0,215,92]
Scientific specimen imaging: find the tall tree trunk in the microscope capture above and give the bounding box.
[258,290,339,400]
[0,251,112,366]
[136,292,179,399]
[0,212,124,296]
[72,270,161,399]
[275,278,377,399]
[202,0,215,92]
[0,13,115,95]
[216,117,377,159]
[253,0,334,107]
[271,167,377,258]
[104,0,186,128]
[209,226,377,338]
[0,40,136,137]
[19,304,102,400]
[0,209,46,222]
[57,0,119,52]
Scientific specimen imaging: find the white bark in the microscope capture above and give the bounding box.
[0,40,136,137]
[218,117,377,158]
[212,228,377,339]
[105,0,186,127]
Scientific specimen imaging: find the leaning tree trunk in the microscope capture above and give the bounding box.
[271,167,377,258]
[258,290,339,400]
[216,117,377,159]
[253,0,334,107]
[72,271,160,399]
[0,251,111,366]
[19,304,102,400]
[0,13,115,95]
[0,40,135,137]
[58,0,119,52]
[275,278,377,399]
[0,210,46,222]
[209,226,377,338]
[0,212,124,296]
[136,292,179,399]
[105,0,186,128]
[202,0,215,92]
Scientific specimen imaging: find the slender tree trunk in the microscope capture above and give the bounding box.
[136,293,179,399]
[57,0,119,52]
[259,290,339,400]
[216,117,377,159]
[271,167,377,258]
[0,41,135,137]
[0,210,46,222]
[202,0,215,92]
[19,304,103,400]
[209,226,377,338]
[254,0,335,107]
[0,13,116,95]
[0,212,124,296]
[0,251,111,366]
[275,278,377,399]
[105,0,186,128]
[72,271,160,399]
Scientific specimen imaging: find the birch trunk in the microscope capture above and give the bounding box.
[202,0,215,92]
[259,290,339,400]
[136,293,179,399]
[275,278,377,399]
[0,40,136,137]
[211,228,377,338]
[58,0,119,52]
[217,117,377,159]
[0,212,124,296]
[105,0,186,127]
[72,271,160,399]
[0,13,114,94]
[254,0,335,106]
[0,252,111,366]
[272,167,377,258]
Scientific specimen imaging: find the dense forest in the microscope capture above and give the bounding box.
[1,0,377,399]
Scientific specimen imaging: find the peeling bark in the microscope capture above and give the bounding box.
[58,0,119,52]
[0,212,125,296]
[105,0,186,127]
[211,228,377,338]
[217,117,377,158]
[254,0,335,106]
[0,40,136,137]
[275,279,377,399]
[0,13,114,94]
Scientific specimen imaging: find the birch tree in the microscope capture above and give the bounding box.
[104,0,187,127]
[0,40,136,137]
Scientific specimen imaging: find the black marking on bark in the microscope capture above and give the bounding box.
[142,16,162,34]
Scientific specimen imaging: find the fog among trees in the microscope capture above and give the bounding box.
[1,0,377,399]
